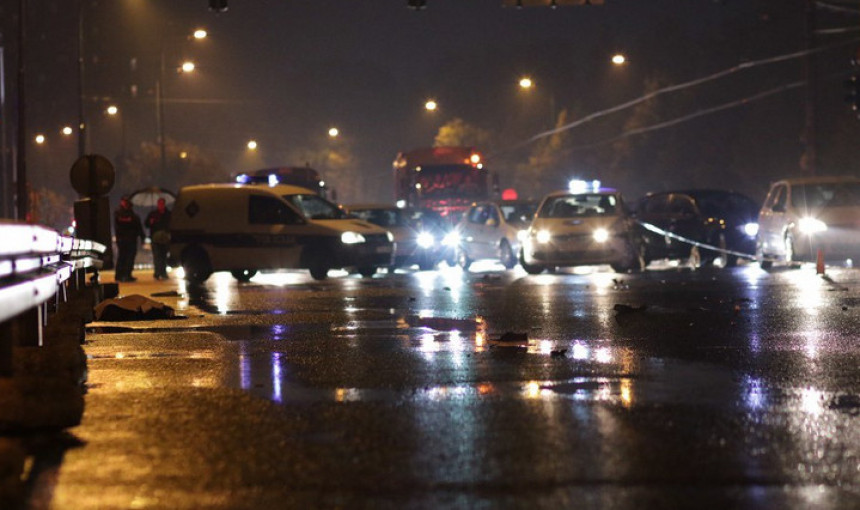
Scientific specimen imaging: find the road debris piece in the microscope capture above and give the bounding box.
[489,331,529,348]
[550,349,568,358]
[613,303,648,314]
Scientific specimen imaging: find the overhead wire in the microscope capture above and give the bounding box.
[490,37,860,158]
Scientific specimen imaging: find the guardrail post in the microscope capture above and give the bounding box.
[13,308,42,348]
[0,322,12,376]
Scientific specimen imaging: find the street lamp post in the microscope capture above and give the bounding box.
[155,29,205,187]
[518,76,556,127]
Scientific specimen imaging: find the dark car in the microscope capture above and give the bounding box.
[635,189,760,268]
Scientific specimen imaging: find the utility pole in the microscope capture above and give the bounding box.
[803,0,818,176]
[16,0,28,221]
[77,0,86,157]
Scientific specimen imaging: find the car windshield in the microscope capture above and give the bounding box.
[693,193,759,218]
[500,203,538,224]
[351,208,408,228]
[791,183,860,209]
[283,194,347,220]
[538,194,619,218]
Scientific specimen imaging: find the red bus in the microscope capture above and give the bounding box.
[393,146,495,221]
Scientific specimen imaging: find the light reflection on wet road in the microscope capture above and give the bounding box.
[67,262,860,508]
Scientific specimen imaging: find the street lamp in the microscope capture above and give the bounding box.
[34,134,45,145]
[424,99,438,112]
[106,105,119,116]
[516,75,555,126]
[61,126,74,136]
[156,29,206,186]
[328,127,339,138]
[518,76,534,90]
[247,140,258,150]
[611,53,627,66]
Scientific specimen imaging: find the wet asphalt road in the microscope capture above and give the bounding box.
[37,261,860,509]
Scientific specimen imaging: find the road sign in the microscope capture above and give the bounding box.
[70,154,115,197]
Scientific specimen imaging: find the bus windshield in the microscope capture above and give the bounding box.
[416,165,485,199]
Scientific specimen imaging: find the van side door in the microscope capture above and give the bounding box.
[248,194,306,269]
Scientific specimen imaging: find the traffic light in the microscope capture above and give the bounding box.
[208,0,227,12]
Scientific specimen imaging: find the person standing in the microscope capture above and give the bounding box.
[114,195,145,282]
[146,198,172,280]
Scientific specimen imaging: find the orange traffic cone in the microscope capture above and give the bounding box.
[816,249,825,275]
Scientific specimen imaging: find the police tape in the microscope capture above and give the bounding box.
[635,220,757,261]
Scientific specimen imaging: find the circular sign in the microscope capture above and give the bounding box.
[70,154,115,196]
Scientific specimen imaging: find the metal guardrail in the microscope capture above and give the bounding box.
[0,220,106,345]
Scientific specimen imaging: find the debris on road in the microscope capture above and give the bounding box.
[550,348,568,358]
[489,331,529,348]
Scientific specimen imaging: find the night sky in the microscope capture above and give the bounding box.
[2,0,859,221]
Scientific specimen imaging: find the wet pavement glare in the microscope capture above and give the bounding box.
[53,262,860,508]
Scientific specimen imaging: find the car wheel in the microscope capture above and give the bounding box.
[710,233,728,268]
[231,269,257,282]
[784,233,800,268]
[756,240,773,269]
[417,253,436,271]
[457,249,472,270]
[519,249,544,275]
[687,245,703,269]
[499,240,516,269]
[182,246,212,284]
[358,266,377,278]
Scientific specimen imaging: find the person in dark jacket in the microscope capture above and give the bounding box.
[114,195,145,282]
[145,198,172,280]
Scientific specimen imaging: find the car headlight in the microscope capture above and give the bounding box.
[743,222,759,238]
[442,231,460,246]
[416,232,435,248]
[386,231,394,242]
[592,228,610,243]
[341,231,366,244]
[516,229,528,242]
[798,217,827,234]
[535,230,552,244]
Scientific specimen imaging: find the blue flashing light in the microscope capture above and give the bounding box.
[568,179,601,193]
[236,173,251,184]
[268,174,279,187]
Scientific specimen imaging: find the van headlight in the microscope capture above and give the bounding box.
[341,231,366,244]
[535,230,552,244]
[416,232,435,248]
[743,222,759,237]
[798,217,827,234]
[592,228,610,243]
[516,229,528,242]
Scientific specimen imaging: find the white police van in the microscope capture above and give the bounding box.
[168,183,394,282]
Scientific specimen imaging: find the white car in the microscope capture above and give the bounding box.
[456,200,537,270]
[756,176,860,268]
[520,188,644,274]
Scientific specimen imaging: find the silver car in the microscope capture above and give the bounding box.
[456,200,537,270]
[520,188,644,274]
[757,176,860,268]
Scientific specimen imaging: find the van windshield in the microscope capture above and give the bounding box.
[791,183,860,209]
[283,194,348,220]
